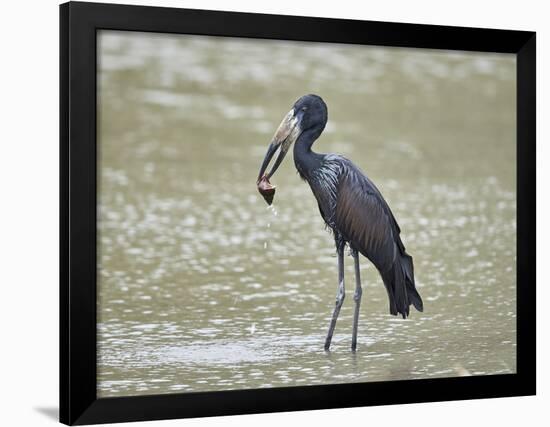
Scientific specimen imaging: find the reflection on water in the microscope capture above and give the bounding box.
[97,31,516,397]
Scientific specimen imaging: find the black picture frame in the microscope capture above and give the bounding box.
[60,1,536,425]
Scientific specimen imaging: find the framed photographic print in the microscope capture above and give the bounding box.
[60,1,536,425]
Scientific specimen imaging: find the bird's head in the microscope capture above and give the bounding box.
[257,94,327,182]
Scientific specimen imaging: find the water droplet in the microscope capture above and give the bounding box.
[267,204,278,217]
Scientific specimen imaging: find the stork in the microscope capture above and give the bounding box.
[257,94,423,351]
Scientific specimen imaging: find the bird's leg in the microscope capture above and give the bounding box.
[351,249,363,352]
[324,246,345,351]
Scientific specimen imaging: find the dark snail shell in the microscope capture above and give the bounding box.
[257,175,276,205]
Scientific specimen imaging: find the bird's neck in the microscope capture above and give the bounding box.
[293,127,324,180]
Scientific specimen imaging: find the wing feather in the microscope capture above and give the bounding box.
[334,162,401,272]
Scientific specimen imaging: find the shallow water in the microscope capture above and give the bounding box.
[97,31,516,397]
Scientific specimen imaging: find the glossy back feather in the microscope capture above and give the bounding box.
[308,154,423,318]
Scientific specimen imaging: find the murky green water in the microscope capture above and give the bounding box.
[97,31,516,397]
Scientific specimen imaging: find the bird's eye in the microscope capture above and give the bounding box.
[301,107,308,112]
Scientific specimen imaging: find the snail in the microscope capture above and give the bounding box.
[257,175,276,205]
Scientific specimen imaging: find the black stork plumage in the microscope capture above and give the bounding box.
[257,94,423,351]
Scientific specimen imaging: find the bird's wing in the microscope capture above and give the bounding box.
[334,162,401,272]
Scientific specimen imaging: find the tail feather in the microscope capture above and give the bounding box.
[381,253,423,318]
